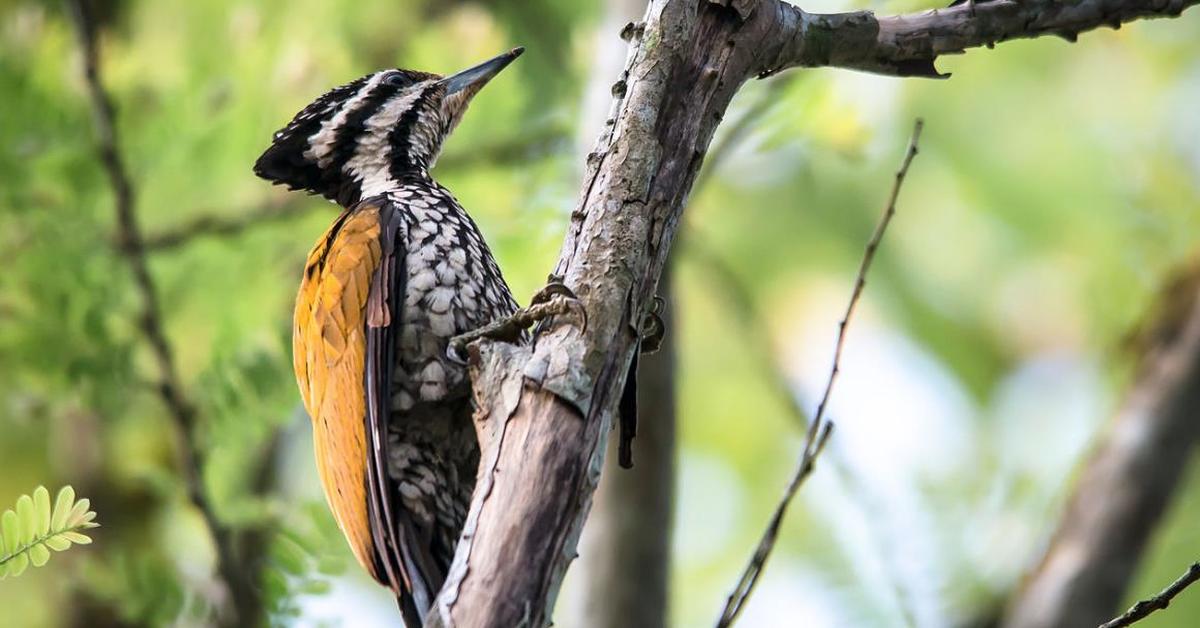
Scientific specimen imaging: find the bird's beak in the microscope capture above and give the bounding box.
[440,47,524,95]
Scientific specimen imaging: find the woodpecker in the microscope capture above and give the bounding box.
[253,48,526,625]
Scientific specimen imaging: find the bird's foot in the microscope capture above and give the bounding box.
[638,295,667,354]
[448,277,587,362]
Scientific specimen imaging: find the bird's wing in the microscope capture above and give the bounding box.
[294,205,379,577]
[362,202,444,623]
[293,199,433,625]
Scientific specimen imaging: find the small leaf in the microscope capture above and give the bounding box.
[316,555,346,576]
[16,495,35,544]
[298,579,332,595]
[263,569,289,601]
[0,485,98,579]
[44,536,71,552]
[8,552,28,577]
[28,544,50,567]
[66,498,91,527]
[33,487,51,537]
[273,537,308,575]
[61,531,92,545]
[51,487,74,531]
[2,510,19,553]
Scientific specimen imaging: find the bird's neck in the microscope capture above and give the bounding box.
[342,164,433,207]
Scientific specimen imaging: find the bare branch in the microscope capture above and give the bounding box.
[574,0,680,623]
[766,0,1198,78]
[65,2,265,624]
[427,3,812,623]
[1099,563,1200,628]
[141,196,315,252]
[714,118,923,628]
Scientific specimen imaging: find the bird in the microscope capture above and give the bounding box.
[253,48,528,626]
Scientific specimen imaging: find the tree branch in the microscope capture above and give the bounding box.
[573,0,679,624]
[1002,261,1200,628]
[1099,563,1200,628]
[419,0,1197,621]
[140,196,313,252]
[715,117,923,628]
[66,2,265,624]
[765,0,1198,78]
[429,3,785,624]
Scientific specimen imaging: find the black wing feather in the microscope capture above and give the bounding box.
[363,200,432,626]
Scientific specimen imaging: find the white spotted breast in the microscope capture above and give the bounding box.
[385,180,518,411]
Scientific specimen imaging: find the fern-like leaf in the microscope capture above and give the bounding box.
[0,486,98,578]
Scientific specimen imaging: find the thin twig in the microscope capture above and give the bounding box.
[141,196,315,252]
[714,118,924,628]
[65,2,258,624]
[1099,563,1200,628]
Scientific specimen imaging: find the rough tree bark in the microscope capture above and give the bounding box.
[1004,263,1200,628]
[425,1,1199,626]
[573,1,679,626]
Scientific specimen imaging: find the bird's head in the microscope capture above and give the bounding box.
[254,47,523,206]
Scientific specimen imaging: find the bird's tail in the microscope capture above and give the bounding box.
[397,591,424,628]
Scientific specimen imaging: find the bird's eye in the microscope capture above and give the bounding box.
[384,71,410,87]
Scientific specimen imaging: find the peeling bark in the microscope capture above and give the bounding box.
[574,1,680,625]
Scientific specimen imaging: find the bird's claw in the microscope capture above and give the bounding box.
[638,295,666,354]
[530,276,587,333]
[446,277,587,363]
[530,276,576,305]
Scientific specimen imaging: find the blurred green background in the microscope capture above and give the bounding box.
[2,0,1199,626]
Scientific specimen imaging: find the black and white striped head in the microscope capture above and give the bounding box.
[254,47,523,207]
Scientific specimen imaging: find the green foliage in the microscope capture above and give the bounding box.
[264,503,349,623]
[80,547,191,625]
[0,486,98,579]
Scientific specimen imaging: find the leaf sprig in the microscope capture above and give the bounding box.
[0,486,98,579]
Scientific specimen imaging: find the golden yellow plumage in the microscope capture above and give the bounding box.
[293,204,383,580]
